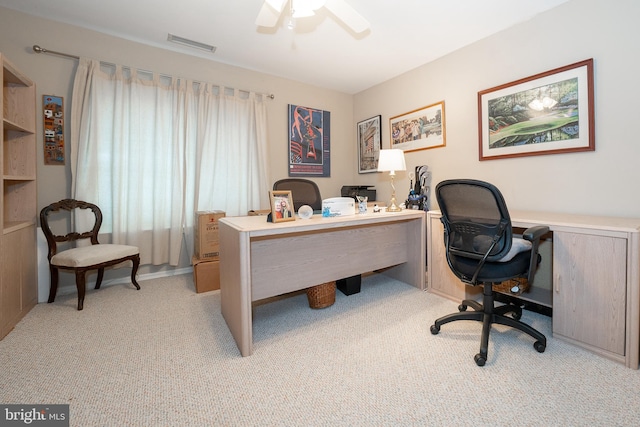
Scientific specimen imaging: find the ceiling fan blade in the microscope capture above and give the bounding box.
[323,0,370,33]
[255,0,288,27]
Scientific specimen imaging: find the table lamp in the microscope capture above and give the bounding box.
[377,149,406,212]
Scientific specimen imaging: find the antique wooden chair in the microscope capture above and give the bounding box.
[40,199,140,310]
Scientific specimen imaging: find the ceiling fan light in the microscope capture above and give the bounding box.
[291,1,315,18]
[309,0,327,10]
[292,9,314,18]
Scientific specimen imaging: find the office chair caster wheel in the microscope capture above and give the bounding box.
[430,324,440,335]
[511,310,522,320]
[458,304,467,312]
[534,341,546,353]
[474,353,486,366]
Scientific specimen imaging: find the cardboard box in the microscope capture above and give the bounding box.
[195,210,225,260]
[192,257,220,293]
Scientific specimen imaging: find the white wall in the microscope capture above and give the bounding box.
[355,0,640,218]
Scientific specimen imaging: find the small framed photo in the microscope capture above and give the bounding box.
[269,190,296,223]
[357,115,381,173]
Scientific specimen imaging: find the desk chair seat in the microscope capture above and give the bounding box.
[430,179,549,366]
[40,199,141,310]
[51,244,139,267]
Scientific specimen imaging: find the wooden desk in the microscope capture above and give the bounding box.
[427,209,640,369]
[219,210,426,356]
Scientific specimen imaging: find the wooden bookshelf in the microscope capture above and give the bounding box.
[1,53,37,339]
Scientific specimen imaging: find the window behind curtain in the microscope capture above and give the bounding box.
[70,59,270,266]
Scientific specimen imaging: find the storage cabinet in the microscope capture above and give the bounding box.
[427,210,640,369]
[1,53,37,339]
[552,231,627,361]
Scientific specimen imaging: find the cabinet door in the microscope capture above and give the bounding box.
[553,231,627,356]
[1,231,23,336]
[0,226,37,338]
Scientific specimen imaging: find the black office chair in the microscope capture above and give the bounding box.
[429,179,549,366]
[273,178,322,211]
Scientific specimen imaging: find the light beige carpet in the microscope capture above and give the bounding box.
[1,273,639,426]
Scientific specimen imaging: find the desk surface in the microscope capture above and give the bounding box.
[506,209,640,232]
[219,209,426,235]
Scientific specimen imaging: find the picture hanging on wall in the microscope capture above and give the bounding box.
[43,95,65,165]
[478,58,594,161]
[357,115,382,173]
[288,104,331,177]
[389,101,445,152]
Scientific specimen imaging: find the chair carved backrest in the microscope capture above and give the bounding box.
[40,199,103,259]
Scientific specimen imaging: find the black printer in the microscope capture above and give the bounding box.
[341,185,376,202]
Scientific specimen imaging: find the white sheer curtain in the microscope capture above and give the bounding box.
[70,59,270,266]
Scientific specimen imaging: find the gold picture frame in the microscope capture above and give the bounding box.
[269,190,295,223]
[389,101,446,152]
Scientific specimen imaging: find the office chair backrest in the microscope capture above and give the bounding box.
[436,179,513,262]
[273,178,322,211]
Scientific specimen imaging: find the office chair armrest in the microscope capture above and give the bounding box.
[522,225,549,285]
[522,225,549,242]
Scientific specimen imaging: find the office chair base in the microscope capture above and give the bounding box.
[430,286,546,366]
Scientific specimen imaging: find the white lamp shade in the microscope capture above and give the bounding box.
[378,149,406,173]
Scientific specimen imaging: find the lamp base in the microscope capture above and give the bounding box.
[387,195,402,212]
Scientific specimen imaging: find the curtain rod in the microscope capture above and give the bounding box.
[31,45,275,99]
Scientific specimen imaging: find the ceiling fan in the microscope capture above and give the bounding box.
[255,0,370,34]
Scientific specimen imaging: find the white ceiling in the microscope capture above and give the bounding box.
[0,0,569,94]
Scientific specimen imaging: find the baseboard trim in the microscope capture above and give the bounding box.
[52,267,193,298]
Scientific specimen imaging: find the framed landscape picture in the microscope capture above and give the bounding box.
[478,58,594,161]
[357,115,381,173]
[389,101,445,152]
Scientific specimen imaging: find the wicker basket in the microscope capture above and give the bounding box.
[494,277,529,296]
[306,281,336,309]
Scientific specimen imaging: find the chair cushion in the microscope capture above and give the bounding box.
[471,236,531,262]
[451,250,531,283]
[51,244,139,268]
[498,238,532,262]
